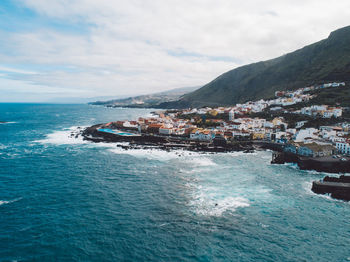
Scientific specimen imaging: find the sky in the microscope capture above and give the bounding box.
[1,0,350,102]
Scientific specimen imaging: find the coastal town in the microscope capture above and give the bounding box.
[86,82,349,159]
[82,81,350,201]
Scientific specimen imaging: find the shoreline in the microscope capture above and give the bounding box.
[271,151,350,174]
[79,124,350,201]
[81,124,284,154]
[81,124,349,175]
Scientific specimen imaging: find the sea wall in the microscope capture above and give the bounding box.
[271,152,350,173]
[312,175,350,201]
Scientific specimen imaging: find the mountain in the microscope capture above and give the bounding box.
[89,86,199,107]
[161,26,350,108]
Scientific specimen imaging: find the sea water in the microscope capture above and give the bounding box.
[0,103,349,261]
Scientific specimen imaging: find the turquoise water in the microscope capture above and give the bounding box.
[97,128,138,136]
[1,104,350,261]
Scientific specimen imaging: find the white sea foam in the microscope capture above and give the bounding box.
[108,146,200,161]
[305,181,350,204]
[284,162,299,169]
[189,192,250,216]
[304,170,337,177]
[221,151,246,157]
[34,126,214,163]
[0,121,17,124]
[302,181,315,196]
[183,157,217,167]
[0,198,21,206]
[34,126,88,145]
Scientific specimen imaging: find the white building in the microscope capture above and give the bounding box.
[296,121,308,129]
[159,128,173,135]
[229,110,235,121]
[336,142,350,155]
[293,128,319,142]
[323,108,342,118]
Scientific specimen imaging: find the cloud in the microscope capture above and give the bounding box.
[0,66,37,75]
[1,0,350,101]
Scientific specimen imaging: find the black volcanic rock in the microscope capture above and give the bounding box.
[312,175,350,201]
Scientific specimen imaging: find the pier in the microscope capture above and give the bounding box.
[312,175,350,201]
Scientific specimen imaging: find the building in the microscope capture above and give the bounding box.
[147,123,164,134]
[294,128,318,142]
[159,127,173,135]
[336,142,350,155]
[229,110,235,121]
[295,121,307,129]
[297,143,335,157]
[252,132,265,140]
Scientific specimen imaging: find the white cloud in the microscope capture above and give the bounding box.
[0,66,37,75]
[2,0,350,100]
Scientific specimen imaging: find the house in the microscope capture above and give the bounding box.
[320,129,336,140]
[224,131,234,139]
[272,117,287,128]
[138,124,148,133]
[336,142,350,155]
[190,129,215,141]
[229,110,235,121]
[147,123,164,134]
[172,128,185,136]
[286,128,297,135]
[252,132,265,140]
[159,127,173,135]
[231,121,243,130]
[264,121,274,128]
[294,128,318,142]
[232,130,251,140]
[199,130,215,141]
[295,121,307,129]
[252,118,266,128]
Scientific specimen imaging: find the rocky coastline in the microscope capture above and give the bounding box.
[81,124,350,201]
[312,175,350,201]
[272,151,350,201]
[81,124,261,153]
[271,151,350,173]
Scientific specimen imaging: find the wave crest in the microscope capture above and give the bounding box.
[34,126,88,145]
[0,198,22,206]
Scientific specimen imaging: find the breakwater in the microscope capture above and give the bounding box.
[312,175,350,201]
[272,152,350,201]
[271,152,350,173]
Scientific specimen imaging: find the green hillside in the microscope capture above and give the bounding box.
[162,26,350,108]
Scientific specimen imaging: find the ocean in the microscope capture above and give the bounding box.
[0,103,349,261]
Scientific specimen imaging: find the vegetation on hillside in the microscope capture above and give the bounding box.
[161,26,350,108]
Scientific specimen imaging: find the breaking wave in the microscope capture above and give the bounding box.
[108,146,201,161]
[0,198,22,206]
[0,121,17,124]
[189,192,250,217]
[34,126,88,145]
